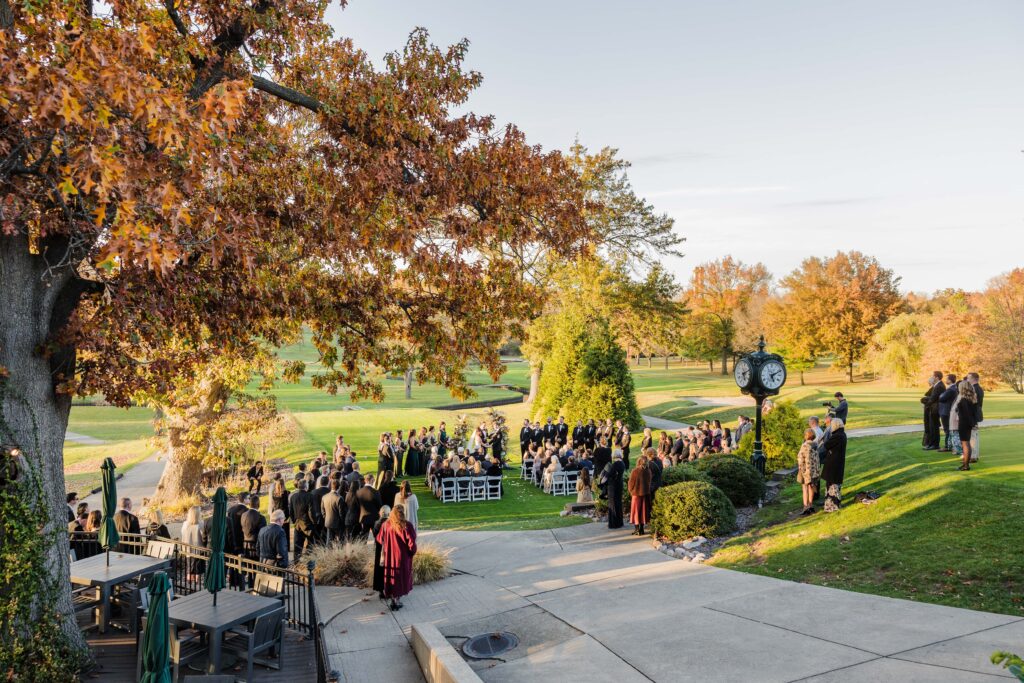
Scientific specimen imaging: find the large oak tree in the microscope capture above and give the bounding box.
[0,0,589,666]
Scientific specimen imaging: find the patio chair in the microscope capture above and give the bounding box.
[486,476,502,500]
[220,607,285,682]
[136,623,205,681]
[439,478,457,503]
[470,477,487,501]
[250,573,289,606]
[72,584,101,631]
[144,540,175,559]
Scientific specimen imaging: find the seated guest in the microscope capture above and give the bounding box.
[472,460,486,477]
[485,458,502,477]
[532,453,544,484]
[563,456,580,472]
[542,455,562,493]
[578,451,594,473]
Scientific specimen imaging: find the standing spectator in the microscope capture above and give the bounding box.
[377,504,418,611]
[270,476,291,547]
[921,371,944,450]
[394,430,407,475]
[66,492,78,523]
[378,470,400,508]
[226,493,249,555]
[344,478,363,540]
[592,437,612,476]
[180,505,205,579]
[807,416,823,440]
[114,497,141,553]
[240,495,267,561]
[646,447,663,502]
[821,418,848,512]
[356,474,383,539]
[257,510,290,568]
[796,429,820,516]
[321,479,345,545]
[289,480,316,557]
[372,506,391,598]
[394,480,419,531]
[600,450,626,529]
[831,392,849,423]
[311,475,330,543]
[246,460,265,494]
[628,454,652,536]
[968,372,984,462]
[937,374,958,452]
[145,508,170,540]
[333,434,346,463]
[955,380,979,471]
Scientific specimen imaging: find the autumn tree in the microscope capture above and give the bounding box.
[520,142,681,400]
[683,257,771,375]
[0,1,590,668]
[979,269,1024,393]
[864,313,927,386]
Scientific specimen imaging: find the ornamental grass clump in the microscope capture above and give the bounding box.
[303,541,373,586]
[650,481,736,542]
[695,455,766,507]
[413,543,452,584]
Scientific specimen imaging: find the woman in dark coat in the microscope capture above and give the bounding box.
[628,455,652,535]
[600,451,626,529]
[955,380,979,471]
[371,506,391,598]
[821,418,848,512]
[377,504,417,610]
[378,470,399,508]
[592,438,612,477]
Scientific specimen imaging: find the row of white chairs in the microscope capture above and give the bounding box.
[434,475,503,503]
[521,458,578,496]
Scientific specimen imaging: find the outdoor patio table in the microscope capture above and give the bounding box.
[70,553,172,634]
[167,589,282,675]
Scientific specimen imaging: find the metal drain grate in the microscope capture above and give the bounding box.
[462,632,519,658]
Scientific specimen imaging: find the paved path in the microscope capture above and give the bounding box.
[65,430,107,445]
[320,524,1023,682]
[81,450,167,509]
[642,413,1024,440]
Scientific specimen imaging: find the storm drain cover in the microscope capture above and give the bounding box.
[462,632,519,658]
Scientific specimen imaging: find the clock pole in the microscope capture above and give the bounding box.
[752,396,766,476]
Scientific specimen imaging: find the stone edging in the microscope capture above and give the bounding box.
[411,623,482,683]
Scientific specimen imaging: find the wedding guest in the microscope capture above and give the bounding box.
[600,450,625,529]
[721,428,734,454]
[321,479,345,545]
[955,380,979,471]
[592,436,612,475]
[86,509,102,532]
[378,470,400,508]
[356,474,383,539]
[617,420,632,467]
[257,509,290,568]
[66,492,78,523]
[576,467,594,503]
[394,480,419,530]
[796,429,820,515]
[246,460,265,494]
[180,505,205,577]
[938,374,958,452]
[240,495,267,561]
[372,505,391,599]
[114,497,141,553]
[628,454,652,536]
[290,480,316,555]
[377,504,418,611]
[822,418,847,512]
[968,372,984,462]
[311,475,330,543]
[270,476,291,544]
[146,508,170,540]
[646,447,663,501]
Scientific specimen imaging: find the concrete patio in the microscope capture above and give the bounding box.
[316,523,1023,682]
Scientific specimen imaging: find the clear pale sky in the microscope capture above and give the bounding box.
[330,0,1024,294]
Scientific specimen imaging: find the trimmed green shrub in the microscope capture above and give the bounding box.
[661,463,712,488]
[695,455,766,507]
[734,400,805,472]
[650,481,736,541]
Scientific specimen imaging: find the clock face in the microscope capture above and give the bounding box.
[759,360,786,391]
[734,359,752,389]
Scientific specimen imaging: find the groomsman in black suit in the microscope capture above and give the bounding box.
[543,417,557,444]
[572,420,585,449]
[519,419,532,456]
[531,421,543,449]
[555,416,569,447]
[584,419,597,450]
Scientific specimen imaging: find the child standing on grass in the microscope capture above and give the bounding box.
[796,428,820,516]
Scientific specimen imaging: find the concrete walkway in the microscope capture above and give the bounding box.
[81,450,167,510]
[65,430,107,445]
[319,524,1023,682]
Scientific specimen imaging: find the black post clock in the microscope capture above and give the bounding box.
[734,336,787,475]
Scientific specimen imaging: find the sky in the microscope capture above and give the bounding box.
[328,0,1024,294]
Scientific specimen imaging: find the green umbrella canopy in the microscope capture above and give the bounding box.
[98,457,119,553]
[204,486,227,597]
[139,571,171,683]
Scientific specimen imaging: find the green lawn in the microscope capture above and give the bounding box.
[710,426,1024,616]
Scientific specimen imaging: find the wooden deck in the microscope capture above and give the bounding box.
[82,625,316,682]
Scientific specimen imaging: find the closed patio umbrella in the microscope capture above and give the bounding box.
[98,457,119,566]
[204,486,227,605]
[139,570,171,683]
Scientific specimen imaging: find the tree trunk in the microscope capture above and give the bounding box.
[664,354,669,370]
[404,366,413,400]
[0,233,88,654]
[151,377,229,504]
[709,359,715,372]
[525,361,540,404]
[799,370,805,386]
[647,354,652,368]
[721,347,729,375]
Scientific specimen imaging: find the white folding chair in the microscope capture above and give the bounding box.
[456,477,473,502]
[440,478,457,503]
[563,471,578,496]
[471,477,487,501]
[486,476,502,500]
[550,472,566,496]
[520,460,534,480]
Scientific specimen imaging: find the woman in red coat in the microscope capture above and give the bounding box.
[628,453,652,536]
[376,503,418,610]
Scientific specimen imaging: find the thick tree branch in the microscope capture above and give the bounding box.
[164,0,189,37]
[251,76,323,113]
[0,0,13,31]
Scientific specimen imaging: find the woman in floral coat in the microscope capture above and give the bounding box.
[796,428,820,515]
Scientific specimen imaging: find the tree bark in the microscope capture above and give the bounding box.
[799,370,805,386]
[404,366,413,400]
[709,359,714,372]
[0,233,86,653]
[721,347,729,375]
[664,354,669,370]
[647,354,652,368]
[525,361,540,404]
